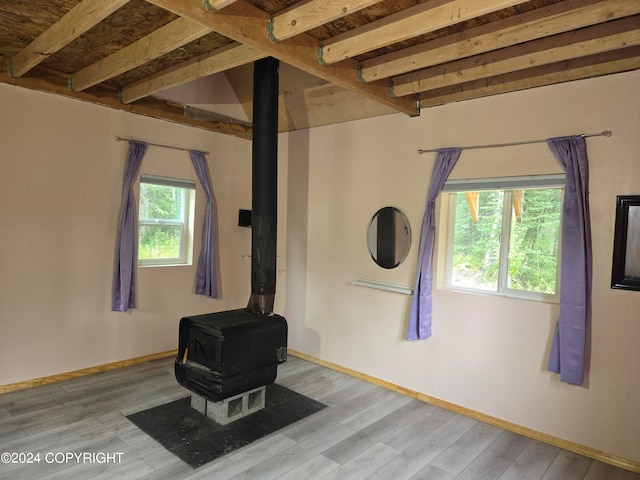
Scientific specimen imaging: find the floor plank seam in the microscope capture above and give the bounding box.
[1,357,639,479]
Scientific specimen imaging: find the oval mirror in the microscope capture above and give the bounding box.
[367,207,411,269]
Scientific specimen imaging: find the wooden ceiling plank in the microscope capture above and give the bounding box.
[269,0,382,42]
[9,0,131,77]
[360,0,640,82]
[419,47,640,107]
[391,16,640,97]
[71,18,212,92]
[319,0,531,65]
[121,42,265,103]
[144,0,418,116]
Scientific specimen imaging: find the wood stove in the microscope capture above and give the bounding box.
[174,57,287,404]
[175,309,287,402]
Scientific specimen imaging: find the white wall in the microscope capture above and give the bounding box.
[282,70,640,463]
[1,70,638,465]
[0,83,271,385]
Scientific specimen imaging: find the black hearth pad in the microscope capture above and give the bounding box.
[126,384,326,469]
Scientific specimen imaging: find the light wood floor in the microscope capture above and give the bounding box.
[0,356,638,480]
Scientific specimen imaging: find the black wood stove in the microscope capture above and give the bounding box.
[174,57,287,403]
[175,309,287,401]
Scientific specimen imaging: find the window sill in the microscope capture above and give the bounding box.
[442,285,559,305]
[138,262,192,268]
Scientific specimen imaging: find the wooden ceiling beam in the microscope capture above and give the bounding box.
[360,0,640,82]
[318,0,531,65]
[419,46,640,108]
[204,0,239,11]
[144,0,418,116]
[391,16,640,97]
[9,0,131,78]
[0,70,251,138]
[71,18,212,92]
[268,0,382,42]
[121,42,265,103]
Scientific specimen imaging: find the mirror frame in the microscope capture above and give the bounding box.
[367,206,411,269]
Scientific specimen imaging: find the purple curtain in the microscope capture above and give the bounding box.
[112,141,148,311]
[546,136,592,385]
[190,150,219,298]
[407,148,461,340]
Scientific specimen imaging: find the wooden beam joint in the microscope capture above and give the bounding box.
[144,0,419,116]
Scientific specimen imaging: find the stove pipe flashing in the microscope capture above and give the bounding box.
[247,57,279,315]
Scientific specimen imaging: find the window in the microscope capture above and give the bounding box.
[444,175,564,302]
[138,175,195,266]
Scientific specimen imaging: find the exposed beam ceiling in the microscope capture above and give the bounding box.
[392,16,640,97]
[71,17,212,92]
[0,0,638,136]
[420,45,640,107]
[360,0,640,82]
[144,0,419,116]
[269,0,382,41]
[121,42,265,103]
[10,0,131,77]
[318,0,530,64]
[0,70,252,138]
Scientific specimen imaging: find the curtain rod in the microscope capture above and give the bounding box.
[115,136,209,155]
[417,130,612,154]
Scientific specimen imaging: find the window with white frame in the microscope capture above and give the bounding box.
[138,175,195,266]
[444,175,564,302]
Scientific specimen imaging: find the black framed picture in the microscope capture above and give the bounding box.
[611,195,640,291]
